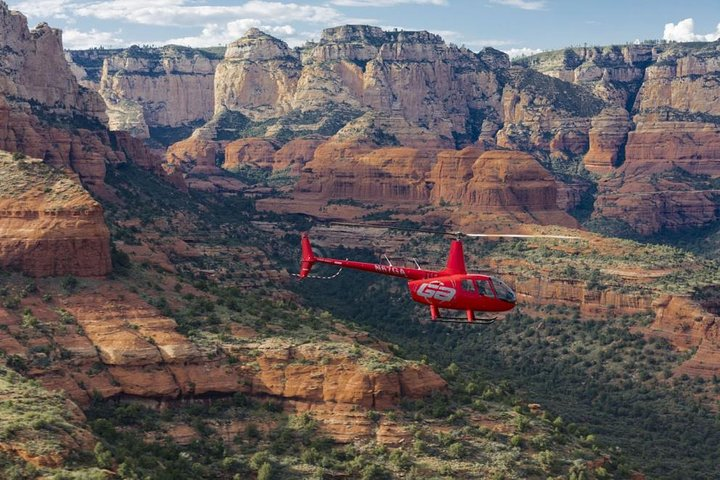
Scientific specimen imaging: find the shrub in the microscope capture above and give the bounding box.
[257,462,274,480]
[447,442,464,459]
[412,439,427,454]
[93,442,113,469]
[249,451,272,471]
[361,463,390,480]
[444,362,460,379]
[534,450,555,471]
[61,276,79,293]
[515,415,530,432]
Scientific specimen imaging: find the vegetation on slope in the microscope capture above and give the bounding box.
[91,164,615,478]
[289,242,720,480]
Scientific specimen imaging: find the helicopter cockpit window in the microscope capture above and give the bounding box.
[461,279,475,293]
[475,279,494,297]
[491,277,516,303]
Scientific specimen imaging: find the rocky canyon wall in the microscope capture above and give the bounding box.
[57,22,720,236]
[525,42,720,234]
[0,153,111,277]
[0,2,172,190]
[68,46,223,141]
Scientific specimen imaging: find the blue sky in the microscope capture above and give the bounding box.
[7,0,720,56]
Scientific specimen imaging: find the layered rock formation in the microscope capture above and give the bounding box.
[0,2,173,190]
[522,44,654,107]
[495,67,603,160]
[452,150,578,225]
[68,46,223,140]
[583,107,631,173]
[645,296,720,380]
[60,21,720,236]
[0,5,106,120]
[0,153,111,276]
[297,142,435,205]
[508,275,654,318]
[2,280,445,443]
[591,43,720,234]
[293,132,576,225]
[169,24,507,176]
[526,41,720,234]
[224,138,278,171]
[593,121,720,235]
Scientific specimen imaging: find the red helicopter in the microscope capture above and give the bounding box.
[298,231,578,324]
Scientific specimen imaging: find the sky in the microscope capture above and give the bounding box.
[7,0,720,57]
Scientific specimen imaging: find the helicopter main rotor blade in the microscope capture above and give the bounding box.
[328,222,580,240]
[463,233,581,240]
[331,221,450,235]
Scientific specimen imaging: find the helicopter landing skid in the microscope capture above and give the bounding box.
[431,316,496,325]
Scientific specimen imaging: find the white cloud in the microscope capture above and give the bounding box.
[62,28,125,49]
[463,38,515,49]
[10,0,73,18]
[331,0,446,6]
[663,18,720,42]
[165,20,297,47]
[489,0,545,10]
[503,47,543,58]
[74,1,346,27]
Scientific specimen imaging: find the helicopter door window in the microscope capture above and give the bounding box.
[461,279,476,293]
[475,279,495,297]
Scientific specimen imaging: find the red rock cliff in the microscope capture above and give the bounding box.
[0,154,111,277]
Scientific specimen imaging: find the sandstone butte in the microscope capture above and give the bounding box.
[0,153,111,277]
[289,140,578,227]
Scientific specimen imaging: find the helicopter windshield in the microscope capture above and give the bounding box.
[491,277,516,303]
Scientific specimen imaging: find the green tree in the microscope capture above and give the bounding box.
[445,362,460,379]
[93,442,113,469]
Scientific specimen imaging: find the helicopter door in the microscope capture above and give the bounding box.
[475,279,495,297]
[461,279,476,295]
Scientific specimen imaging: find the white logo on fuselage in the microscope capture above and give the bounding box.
[417,282,456,302]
